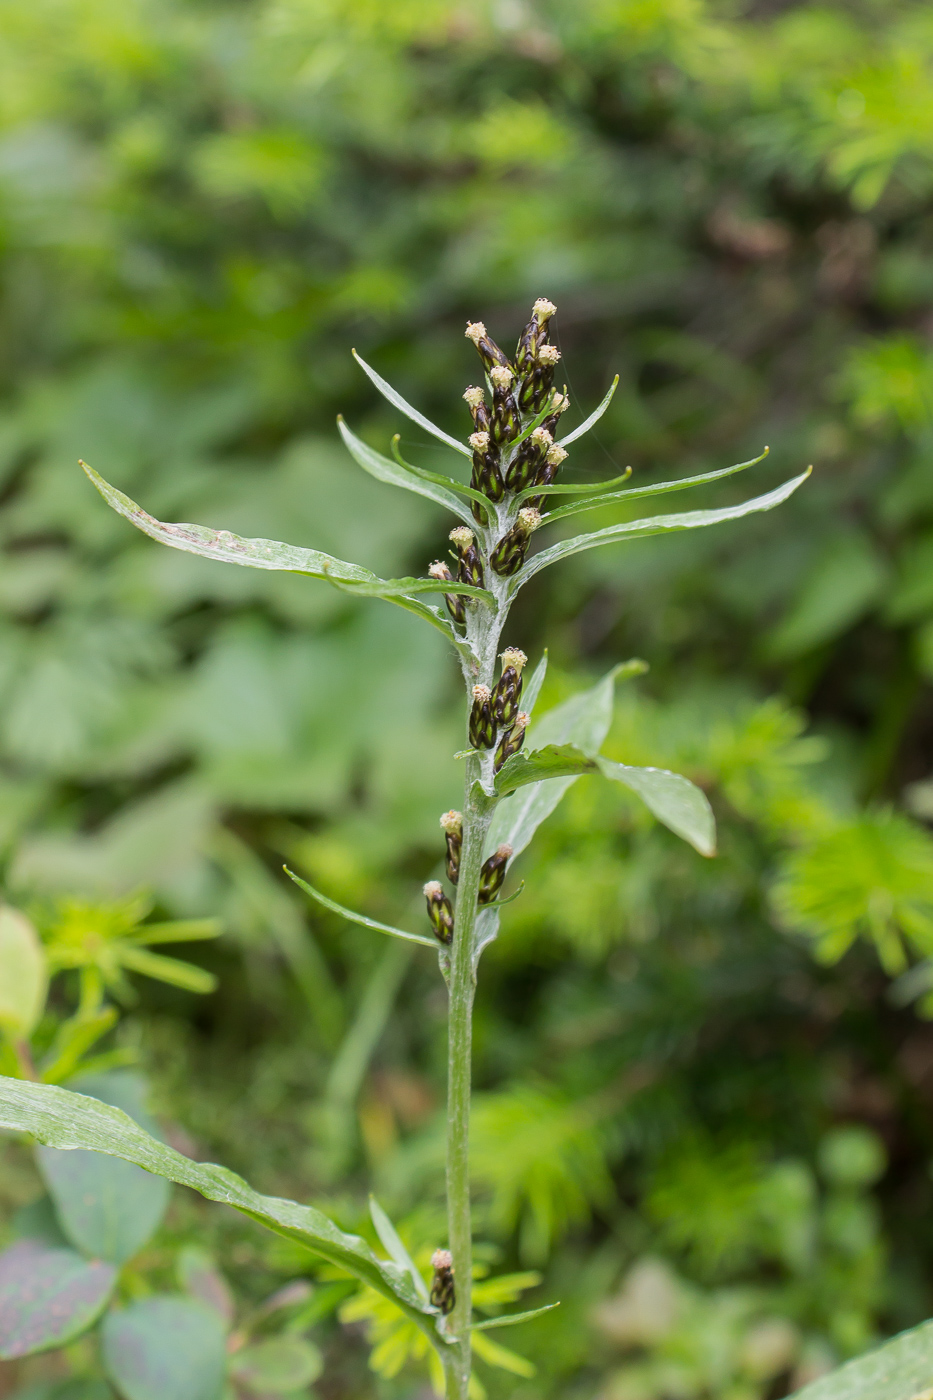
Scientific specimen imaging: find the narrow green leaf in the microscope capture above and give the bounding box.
[229,1336,323,1394]
[540,448,770,523]
[0,1077,439,1330]
[0,1241,116,1358]
[557,375,619,447]
[787,1316,933,1400]
[40,1007,118,1085]
[337,416,474,522]
[470,1329,536,1377]
[494,744,595,797]
[369,1197,429,1302]
[0,905,47,1040]
[515,469,632,505]
[597,758,716,856]
[126,920,221,945]
[507,398,558,451]
[484,881,524,908]
[390,435,496,513]
[81,461,489,604]
[102,1297,227,1400]
[285,869,437,949]
[513,469,812,588]
[118,947,217,995]
[472,1303,560,1331]
[351,350,472,458]
[521,651,548,718]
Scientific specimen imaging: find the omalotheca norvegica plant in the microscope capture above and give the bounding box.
[0,302,814,1399]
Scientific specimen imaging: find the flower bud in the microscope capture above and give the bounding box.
[430,1249,455,1315]
[492,647,527,729]
[429,560,465,627]
[463,385,490,434]
[424,881,454,946]
[494,711,528,771]
[504,425,553,492]
[546,443,568,468]
[515,297,557,375]
[533,297,557,324]
[526,443,568,510]
[490,508,541,577]
[539,390,570,437]
[465,321,512,373]
[469,684,496,749]
[468,431,504,510]
[449,525,485,589]
[478,844,513,904]
[440,809,463,885]
[538,344,561,365]
[489,365,521,447]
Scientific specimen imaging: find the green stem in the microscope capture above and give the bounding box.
[445,751,491,1398]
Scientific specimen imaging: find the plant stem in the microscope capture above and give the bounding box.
[445,749,492,1398]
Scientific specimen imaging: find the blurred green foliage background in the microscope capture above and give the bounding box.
[3,0,933,1396]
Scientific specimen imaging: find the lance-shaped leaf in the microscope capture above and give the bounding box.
[352,350,472,458]
[515,469,632,505]
[540,449,770,523]
[787,1316,933,1400]
[337,416,475,523]
[81,462,490,606]
[514,469,811,588]
[495,743,596,797]
[557,375,619,447]
[390,436,496,513]
[0,1240,116,1358]
[597,758,716,857]
[369,1197,430,1303]
[0,1077,440,1338]
[473,1303,560,1331]
[285,869,437,949]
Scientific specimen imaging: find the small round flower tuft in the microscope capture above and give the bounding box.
[531,426,554,448]
[500,647,527,673]
[431,1249,453,1270]
[469,431,490,451]
[495,843,514,860]
[533,297,557,322]
[428,560,452,580]
[440,810,462,833]
[489,365,514,389]
[423,880,444,899]
[472,683,492,703]
[546,444,569,467]
[465,322,487,344]
[517,507,542,533]
[538,344,561,365]
[463,385,485,407]
[549,391,570,414]
[449,526,475,548]
[514,711,529,730]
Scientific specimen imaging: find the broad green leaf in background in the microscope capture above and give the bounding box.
[788,1316,933,1400]
[0,905,47,1040]
[176,1247,235,1329]
[102,1298,227,1400]
[766,531,888,659]
[470,1328,536,1377]
[0,1077,440,1335]
[0,1241,116,1358]
[38,1073,170,1265]
[337,417,476,523]
[351,350,472,458]
[513,470,812,587]
[228,1336,323,1394]
[597,758,717,857]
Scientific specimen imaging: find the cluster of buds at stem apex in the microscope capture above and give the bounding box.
[490,507,541,577]
[428,560,464,628]
[440,809,462,884]
[488,365,521,446]
[495,710,528,772]
[505,425,554,492]
[515,298,561,412]
[478,844,513,904]
[493,647,526,729]
[430,1249,455,1315]
[469,684,496,749]
[449,525,484,588]
[424,881,454,946]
